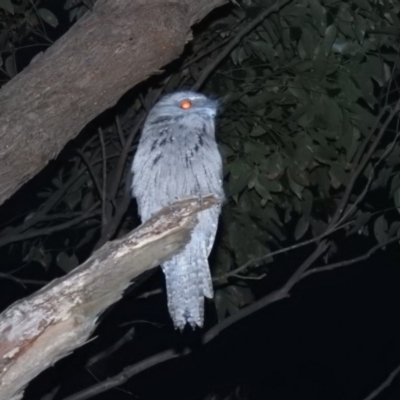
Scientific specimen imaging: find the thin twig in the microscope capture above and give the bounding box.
[76,149,103,200]
[330,100,400,229]
[302,233,400,279]
[107,112,145,201]
[0,203,100,247]
[85,328,135,368]
[0,273,48,287]
[362,363,400,400]
[0,166,85,237]
[337,118,400,227]
[192,0,293,91]
[98,128,108,229]
[115,115,125,147]
[213,221,352,282]
[136,288,163,299]
[229,273,267,280]
[62,348,190,400]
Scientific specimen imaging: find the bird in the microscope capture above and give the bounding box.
[131,91,224,330]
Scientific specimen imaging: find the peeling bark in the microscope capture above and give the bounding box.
[0,195,218,400]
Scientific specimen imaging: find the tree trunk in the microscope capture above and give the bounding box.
[0,0,226,206]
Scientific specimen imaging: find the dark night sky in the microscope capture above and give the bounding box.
[13,237,400,400]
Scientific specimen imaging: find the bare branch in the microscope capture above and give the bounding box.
[58,240,330,400]
[62,348,188,400]
[214,221,352,283]
[192,0,293,91]
[76,149,102,201]
[85,327,135,368]
[0,273,48,287]
[329,100,400,229]
[98,127,108,230]
[362,364,400,400]
[0,194,219,400]
[302,234,400,279]
[0,202,101,247]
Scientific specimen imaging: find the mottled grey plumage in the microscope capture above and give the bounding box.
[131,91,224,330]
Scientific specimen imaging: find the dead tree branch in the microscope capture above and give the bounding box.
[0,195,219,400]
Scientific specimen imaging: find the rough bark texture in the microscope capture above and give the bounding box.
[0,195,218,400]
[0,0,227,206]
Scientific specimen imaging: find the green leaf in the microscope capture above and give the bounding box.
[352,0,371,11]
[300,26,316,58]
[256,174,282,196]
[329,164,350,186]
[321,25,337,57]
[349,104,377,129]
[260,205,282,226]
[388,221,400,239]
[23,246,52,269]
[64,0,81,10]
[266,107,282,120]
[250,125,267,137]
[65,190,82,210]
[244,141,270,158]
[354,14,366,43]
[287,168,304,199]
[228,160,252,196]
[387,146,400,168]
[214,289,236,321]
[77,228,98,249]
[226,285,255,307]
[338,20,356,40]
[39,8,59,28]
[0,0,13,13]
[229,220,266,266]
[324,99,343,132]
[293,144,314,170]
[57,252,79,273]
[237,46,249,65]
[337,4,353,22]
[265,219,286,241]
[294,215,310,240]
[355,74,375,109]
[366,56,385,86]
[332,38,360,55]
[308,0,327,34]
[347,212,371,235]
[5,54,16,78]
[262,153,284,180]
[314,144,338,162]
[289,166,310,187]
[373,215,388,245]
[370,167,392,191]
[303,189,313,219]
[390,172,400,196]
[311,218,328,237]
[218,143,235,158]
[250,40,275,63]
[253,177,269,199]
[311,167,330,197]
[314,57,329,80]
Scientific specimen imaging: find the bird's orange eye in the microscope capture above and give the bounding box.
[180,100,192,109]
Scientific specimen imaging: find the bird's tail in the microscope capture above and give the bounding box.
[162,250,213,330]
